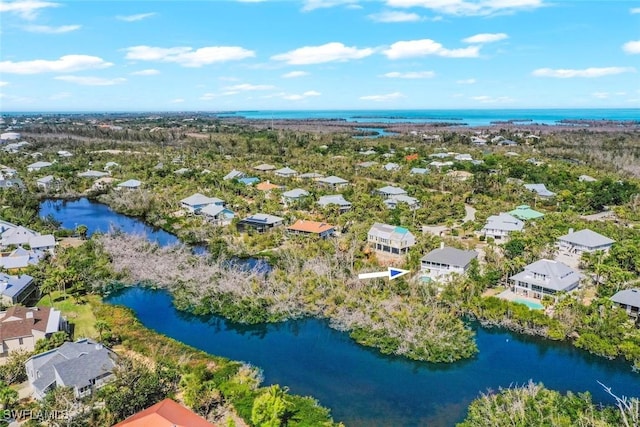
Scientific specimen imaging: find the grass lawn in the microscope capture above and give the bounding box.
[37,292,100,339]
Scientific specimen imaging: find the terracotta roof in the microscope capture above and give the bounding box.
[256,182,280,191]
[0,306,52,340]
[287,219,334,234]
[113,398,215,427]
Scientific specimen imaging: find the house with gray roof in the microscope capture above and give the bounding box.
[367,223,416,255]
[421,244,478,280]
[317,195,352,213]
[36,175,61,191]
[384,195,419,210]
[223,169,245,181]
[557,228,615,254]
[1,225,37,247]
[25,338,117,400]
[410,167,429,175]
[298,172,323,180]
[180,193,224,214]
[274,167,298,178]
[117,179,142,190]
[0,273,36,305]
[237,213,284,233]
[357,161,378,168]
[77,170,109,179]
[611,289,640,321]
[524,183,556,198]
[481,213,524,240]
[375,185,407,199]
[281,188,309,205]
[27,162,52,172]
[200,204,234,226]
[383,162,400,171]
[509,259,580,299]
[317,175,349,189]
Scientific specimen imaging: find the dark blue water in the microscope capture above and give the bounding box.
[217,109,639,127]
[353,127,399,139]
[107,287,639,427]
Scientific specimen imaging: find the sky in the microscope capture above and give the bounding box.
[0,0,639,111]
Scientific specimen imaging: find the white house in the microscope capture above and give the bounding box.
[274,167,298,178]
[317,195,352,213]
[481,213,524,240]
[611,289,640,321]
[180,193,224,213]
[557,228,615,254]
[27,161,52,172]
[367,223,416,256]
[375,185,407,199]
[509,259,581,299]
[36,175,60,191]
[421,244,478,280]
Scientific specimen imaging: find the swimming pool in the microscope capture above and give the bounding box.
[513,298,545,310]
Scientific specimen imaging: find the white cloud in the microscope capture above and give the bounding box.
[55,76,126,86]
[462,33,508,44]
[360,92,405,101]
[0,55,113,74]
[0,82,8,87]
[23,24,81,33]
[532,67,636,78]
[282,71,309,78]
[116,12,156,22]
[592,92,609,99]
[368,11,421,22]
[0,0,60,20]
[272,42,373,65]
[471,95,513,103]
[302,0,359,12]
[281,90,321,100]
[224,83,275,91]
[630,7,640,14]
[382,71,435,79]
[383,39,480,59]
[130,69,160,76]
[457,78,476,84]
[125,45,255,67]
[623,40,640,55]
[386,0,544,16]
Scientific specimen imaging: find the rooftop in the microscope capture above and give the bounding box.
[287,219,334,234]
[113,398,215,427]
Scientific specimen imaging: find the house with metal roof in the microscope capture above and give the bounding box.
[287,220,335,239]
[509,259,581,299]
[508,205,544,221]
[298,172,324,180]
[367,223,416,255]
[317,175,349,189]
[524,183,556,198]
[238,177,260,186]
[481,213,524,240]
[180,193,224,214]
[77,170,109,179]
[557,228,615,254]
[384,195,419,210]
[611,289,640,321]
[199,204,234,226]
[27,161,52,172]
[383,162,400,171]
[317,195,352,213]
[25,338,117,400]
[237,213,284,233]
[421,244,478,280]
[117,179,142,190]
[114,398,215,427]
[36,175,61,191]
[410,167,429,175]
[282,188,309,205]
[0,306,66,360]
[375,185,407,199]
[0,272,36,306]
[274,166,298,178]
[223,169,245,181]
[253,163,276,172]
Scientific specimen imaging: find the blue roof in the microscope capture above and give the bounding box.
[394,226,409,234]
[238,177,260,185]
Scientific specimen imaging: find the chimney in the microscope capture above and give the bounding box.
[440,242,445,250]
[568,228,574,234]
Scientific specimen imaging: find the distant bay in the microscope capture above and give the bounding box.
[216,108,639,127]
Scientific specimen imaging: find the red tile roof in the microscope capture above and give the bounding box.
[113,399,215,427]
[287,219,334,234]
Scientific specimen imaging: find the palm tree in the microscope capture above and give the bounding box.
[40,276,58,305]
[94,320,110,342]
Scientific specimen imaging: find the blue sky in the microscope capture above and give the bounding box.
[0,0,639,111]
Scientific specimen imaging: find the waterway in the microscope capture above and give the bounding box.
[41,198,640,426]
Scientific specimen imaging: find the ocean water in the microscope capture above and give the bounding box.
[217,108,639,127]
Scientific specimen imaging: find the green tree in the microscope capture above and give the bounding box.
[0,381,18,410]
[251,385,292,427]
[94,320,110,342]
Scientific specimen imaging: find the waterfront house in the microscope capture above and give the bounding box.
[274,167,298,178]
[508,205,544,221]
[77,170,109,179]
[92,176,115,191]
[317,176,349,189]
[27,161,52,172]
[25,338,117,400]
[384,195,420,210]
[0,306,66,360]
[317,195,352,213]
[421,244,478,280]
[282,188,309,205]
[223,169,245,181]
[180,193,224,214]
[367,223,415,256]
[557,228,615,254]
[200,204,234,226]
[0,273,36,305]
[375,185,407,199]
[481,213,524,240]
[524,183,556,198]
[114,398,215,427]
[509,259,581,299]
[287,220,335,239]
[117,179,142,190]
[610,289,640,321]
[36,175,61,191]
[253,163,276,172]
[237,213,284,233]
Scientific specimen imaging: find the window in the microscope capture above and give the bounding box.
[18,338,23,345]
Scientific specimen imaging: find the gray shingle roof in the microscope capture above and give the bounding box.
[243,213,284,224]
[524,183,556,197]
[282,188,309,198]
[421,247,477,268]
[317,195,351,207]
[483,213,524,232]
[275,167,298,175]
[318,176,348,185]
[558,229,615,248]
[611,288,640,308]
[377,185,407,195]
[118,179,142,188]
[180,193,223,207]
[54,350,116,389]
[510,259,580,292]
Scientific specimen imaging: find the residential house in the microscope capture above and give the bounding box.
[317,195,352,213]
[383,162,400,171]
[25,338,117,400]
[223,169,245,181]
[237,213,284,233]
[298,172,323,180]
[471,136,487,145]
[113,398,215,427]
[509,259,581,299]
[174,168,191,175]
[238,177,260,186]
[410,167,429,175]
[499,139,518,146]
[579,175,597,182]
[104,161,119,170]
[27,162,52,172]
[429,161,454,169]
[481,213,524,240]
[367,223,416,255]
[180,193,224,214]
[57,151,73,158]
[0,306,66,359]
[508,205,544,221]
[454,153,473,161]
[92,176,115,191]
[256,181,281,192]
[557,228,615,254]
[611,289,640,321]
[274,167,298,178]
[524,183,556,198]
[200,204,234,226]
[77,170,109,179]
[287,220,335,239]
[281,188,309,205]
[0,133,20,141]
[36,175,61,191]
[375,185,407,199]
[317,176,349,189]
[421,244,478,280]
[357,161,378,168]
[359,149,377,155]
[0,273,36,305]
[446,170,473,181]
[253,164,276,172]
[117,179,142,190]
[0,178,24,190]
[429,152,451,159]
[384,195,420,210]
